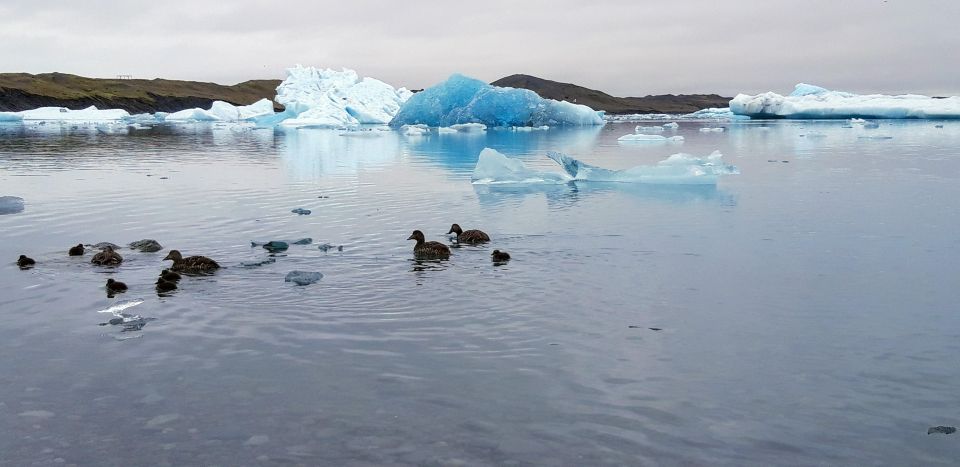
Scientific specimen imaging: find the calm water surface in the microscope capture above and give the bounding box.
[1,120,958,466]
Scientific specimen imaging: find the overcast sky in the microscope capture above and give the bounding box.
[0,0,956,97]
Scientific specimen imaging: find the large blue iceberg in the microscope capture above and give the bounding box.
[731,83,960,119]
[390,74,604,127]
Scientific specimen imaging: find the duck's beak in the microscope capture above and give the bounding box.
[162,253,172,260]
[406,234,415,240]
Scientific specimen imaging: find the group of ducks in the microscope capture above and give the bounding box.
[14,223,506,294]
[17,244,221,295]
[409,223,511,262]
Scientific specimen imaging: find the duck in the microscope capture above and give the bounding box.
[159,269,181,282]
[156,278,178,292]
[91,246,123,266]
[105,278,128,293]
[163,250,220,273]
[17,255,35,268]
[448,224,490,244]
[68,244,85,256]
[491,250,511,262]
[407,230,451,259]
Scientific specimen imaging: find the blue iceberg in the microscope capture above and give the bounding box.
[390,74,604,128]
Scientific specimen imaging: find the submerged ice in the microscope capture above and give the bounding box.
[471,148,738,185]
[731,83,960,119]
[390,74,604,128]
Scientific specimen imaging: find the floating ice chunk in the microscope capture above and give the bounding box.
[471,148,738,185]
[401,124,430,136]
[276,65,411,128]
[663,122,679,129]
[617,134,684,143]
[699,127,725,132]
[390,73,604,127]
[683,107,744,120]
[241,257,276,268]
[96,298,145,316]
[17,106,129,121]
[635,125,664,133]
[863,121,880,129]
[164,99,275,122]
[0,196,25,215]
[450,123,487,132]
[731,83,960,119]
[291,208,311,215]
[0,112,23,121]
[850,118,867,124]
[128,239,163,252]
[437,126,458,134]
[285,270,323,285]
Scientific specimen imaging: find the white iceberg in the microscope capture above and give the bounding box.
[13,106,129,121]
[730,83,960,119]
[471,148,737,185]
[401,124,430,136]
[663,122,679,129]
[617,134,684,143]
[164,99,276,122]
[275,65,412,128]
[390,73,604,127]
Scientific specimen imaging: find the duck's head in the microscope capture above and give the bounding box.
[106,279,116,284]
[19,255,26,259]
[492,250,501,256]
[407,230,425,242]
[75,243,84,249]
[163,250,182,261]
[447,224,463,235]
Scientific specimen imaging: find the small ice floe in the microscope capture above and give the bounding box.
[437,126,458,134]
[858,135,894,140]
[260,241,288,252]
[635,125,664,133]
[401,124,430,136]
[0,196,25,215]
[699,127,725,132]
[128,239,163,252]
[850,118,867,124]
[251,238,311,247]
[663,122,679,129]
[291,208,311,215]
[285,271,323,285]
[317,243,343,252]
[928,426,956,435]
[449,123,487,133]
[617,134,684,144]
[241,258,276,268]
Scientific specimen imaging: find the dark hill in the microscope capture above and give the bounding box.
[491,74,730,114]
[0,72,282,113]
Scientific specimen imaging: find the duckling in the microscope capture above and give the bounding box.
[162,250,220,274]
[91,246,123,266]
[448,224,490,244]
[68,243,85,256]
[105,278,128,293]
[17,255,35,268]
[407,230,451,259]
[491,250,511,262]
[156,278,178,292]
[159,269,181,282]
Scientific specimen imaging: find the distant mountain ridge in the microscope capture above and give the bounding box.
[0,72,282,113]
[491,74,730,114]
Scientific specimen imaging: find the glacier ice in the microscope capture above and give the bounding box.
[390,73,604,127]
[401,124,430,136]
[731,83,960,119]
[275,65,412,128]
[663,122,679,129]
[0,196,25,215]
[635,125,664,132]
[164,99,275,122]
[4,106,130,121]
[617,134,684,143]
[699,127,725,132]
[471,148,738,185]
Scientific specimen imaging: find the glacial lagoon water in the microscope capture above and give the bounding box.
[1,120,959,466]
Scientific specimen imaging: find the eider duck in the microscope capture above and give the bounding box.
[163,250,220,273]
[105,278,128,293]
[17,255,35,268]
[448,224,490,244]
[91,246,123,266]
[156,278,178,292]
[407,230,451,259]
[68,244,85,256]
[160,269,181,282]
[491,250,511,262]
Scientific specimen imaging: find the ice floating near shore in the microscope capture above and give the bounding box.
[635,125,664,132]
[0,196,25,215]
[164,99,275,122]
[618,134,684,144]
[731,83,960,119]
[276,65,412,128]
[471,148,738,185]
[390,73,604,127]
[0,106,130,122]
[605,108,744,122]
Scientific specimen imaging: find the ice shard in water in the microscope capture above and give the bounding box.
[164,99,276,122]
[471,148,738,185]
[730,83,960,119]
[390,74,604,128]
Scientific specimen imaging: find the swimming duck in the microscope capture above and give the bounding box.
[448,224,490,244]
[407,230,451,259]
[163,250,220,273]
[105,278,128,293]
[17,255,35,268]
[491,250,511,262]
[91,246,123,266]
[156,278,178,292]
[68,244,85,256]
[159,269,181,282]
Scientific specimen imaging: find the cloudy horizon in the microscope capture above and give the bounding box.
[1,0,956,97]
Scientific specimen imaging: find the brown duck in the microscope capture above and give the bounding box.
[68,244,85,256]
[491,250,511,262]
[160,269,181,282]
[91,247,123,266]
[163,250,220,273]
[105,278,128,293]
[407,230,451,259]
[17,255,35,268]
[156,278,178,292]
[448,224,490,244]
